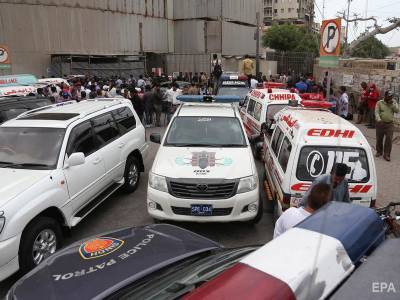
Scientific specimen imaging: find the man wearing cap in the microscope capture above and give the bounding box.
[375,90,399,161]
[300,163,350,206]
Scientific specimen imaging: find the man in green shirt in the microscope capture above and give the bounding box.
[375,90,399,161]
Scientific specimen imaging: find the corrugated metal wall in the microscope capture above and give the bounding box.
[222,21,257,55]
[0,0,169,75]
[0,0,262,76]
[174,20,206,54]
[173,0,261,26]
[166,53,211,74]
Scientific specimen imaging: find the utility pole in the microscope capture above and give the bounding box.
[322,0,325,19]
[344,0,352,55]
[256,12,260,76]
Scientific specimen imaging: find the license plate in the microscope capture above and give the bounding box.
[191,204,213,216]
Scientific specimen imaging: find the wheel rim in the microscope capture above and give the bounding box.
[32,229,57,265]
[128,163,139,187]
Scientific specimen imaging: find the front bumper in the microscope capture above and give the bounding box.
[147,186,259,222]
[0,234,21,282]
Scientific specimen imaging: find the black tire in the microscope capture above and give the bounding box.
[122,156,141,193]
[19,217,62,273]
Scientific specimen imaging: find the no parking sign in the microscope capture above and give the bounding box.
[0,45,11,69]
[319,18,341,67]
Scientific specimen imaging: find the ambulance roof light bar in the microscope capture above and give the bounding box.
[289,100,333,109]
[220,74,248,81]
[176,95,241,103]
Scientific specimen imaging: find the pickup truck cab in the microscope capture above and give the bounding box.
[0,99,148,281]
[148,96,261,223]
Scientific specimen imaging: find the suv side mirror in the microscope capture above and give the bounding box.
[150,133,161,144]
[67,152,85,167]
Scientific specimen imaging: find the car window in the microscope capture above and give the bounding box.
[67,121,97,156]
[271,126,282,154]
[253,102,262,121]
[296,146,370,183]
[113,107,136,134]
[274,131,285,156]
[247,99,256,116]
[278,137,292,172]
[266,104,287,123]
[0,127,65,169]
[92,112,120,146]
[165,116,246,147]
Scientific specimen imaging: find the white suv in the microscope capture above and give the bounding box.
[0,99,148,281]
[147,98,262,223]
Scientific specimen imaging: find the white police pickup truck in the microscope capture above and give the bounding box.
[0,99,148,281]
[147,95,262,223]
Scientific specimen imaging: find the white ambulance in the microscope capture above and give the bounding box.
[240,88,302,158]
[262,103,377,217]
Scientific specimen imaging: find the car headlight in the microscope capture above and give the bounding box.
[237,174,258,194]
[0,212,5,234]
[149,172,168,193]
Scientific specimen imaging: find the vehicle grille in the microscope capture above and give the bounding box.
[171,207,233,216]
[168,180,237,199]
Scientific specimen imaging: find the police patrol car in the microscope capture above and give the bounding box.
[148,95,262,223]
[240,88,302,159]
[8,203,386,300]
[216,74,250,101]
[262,102,377,217]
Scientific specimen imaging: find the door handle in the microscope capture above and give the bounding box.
[118,142,126,148]
[93,157,102,165]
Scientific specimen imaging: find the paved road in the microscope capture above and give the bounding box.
[1,123,398,296]
[353,122,400,207]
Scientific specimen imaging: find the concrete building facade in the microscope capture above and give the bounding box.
[0,0,264,76]
[262,0,314,26]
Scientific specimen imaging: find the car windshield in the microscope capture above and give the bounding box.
[165,116,246,147]
[108,247,256,300]
[266,104,287,123]
[217,87,250,99]
[297,146,370,183]
[0,127,65,169]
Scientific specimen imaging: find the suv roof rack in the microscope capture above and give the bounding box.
[16,98,127,120]
[16,101,77,119]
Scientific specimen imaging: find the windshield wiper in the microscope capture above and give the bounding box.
[0,162,51,169]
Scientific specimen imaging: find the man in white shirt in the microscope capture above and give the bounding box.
[273,182,331,238]
[165,83,182,122]
[250,75,259,89]
[339,86,349,118]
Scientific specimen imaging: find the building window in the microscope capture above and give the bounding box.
[281,8,284,13]
[274,9,277,14]
[264,8,272,16]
